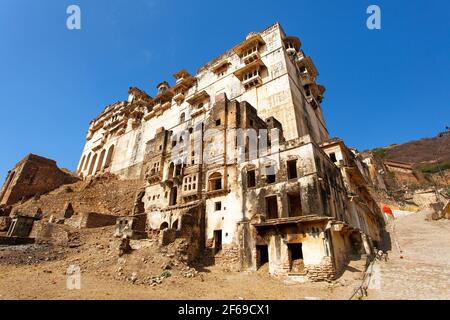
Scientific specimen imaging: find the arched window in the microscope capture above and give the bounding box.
[88,153,97,176]
[160,222,169,230]
[172,220,178,230]
[208,172,223,191]
[78,155,86,172]
[96,149,106,173]
[104,145,115,169]
[83,153,91,171]
[179,112,185,124]
[168,162,175,179]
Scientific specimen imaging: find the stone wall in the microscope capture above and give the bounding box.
[213,245,241,271]
[0,154,78,206]
[66,212,117,229]
[305,256,337,282]
[30,221,71,245]
[7,216,36,237]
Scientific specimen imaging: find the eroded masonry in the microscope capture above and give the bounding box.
[0,23,387,281]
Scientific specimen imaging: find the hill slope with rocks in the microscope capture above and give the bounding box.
[371,130,450,172]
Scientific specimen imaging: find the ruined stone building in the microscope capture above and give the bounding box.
[1,23,386,281]
[0,154,77,206]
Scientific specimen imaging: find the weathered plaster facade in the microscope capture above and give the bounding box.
[73,23,385,281]
[77,23,329,180]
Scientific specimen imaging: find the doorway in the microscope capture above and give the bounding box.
[257,245,269,269]
[214,230,222,255]
[288,243,304,273]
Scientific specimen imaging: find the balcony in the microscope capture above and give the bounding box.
[284,36,301,56]
[186,90,210,106]
[146,170,162,184]
[241,48,261,65]
[296,54,318,79]
[153,102,162,112]
[172,70,196,102]
[191,106,206,118]
[234,33,265,62]
[305,94,320,110]
[242,74,262,90]
[91,138,105,152]
[286,47,297,56]
[300,72,315,84]
[144,110,155,121]
[234,59,265,90]
[211,60,231,75]
[173,92,185,105]
[161,101,171,110]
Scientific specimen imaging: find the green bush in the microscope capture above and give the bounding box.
[372,147,388,159]
[419,160,450,174]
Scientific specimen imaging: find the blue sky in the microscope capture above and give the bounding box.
[0,0,449,182]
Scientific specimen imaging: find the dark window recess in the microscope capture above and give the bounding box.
[215,201,222,211]
[169,187,177,206]
[288,193,302,217]
[247,170,256,188]
[330,152,337,163]
[216,119,221,126]
[266,173,276,184]
[249,119,254,126]
[209,173,223,191]
[287,160,298,179]
[175,164,182,176]
[266,196,278,219]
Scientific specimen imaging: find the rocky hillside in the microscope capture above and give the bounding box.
[371,131,450,173]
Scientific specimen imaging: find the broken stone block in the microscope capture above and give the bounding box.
[118,237,132,256]
[0,216,12,231]
[159,228,177,246]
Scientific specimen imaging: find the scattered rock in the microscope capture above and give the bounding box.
[130,272,138,283]
[425,212,440,221]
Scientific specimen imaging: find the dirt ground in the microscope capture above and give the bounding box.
[3,210,447,300]
[0,226,365,300]
[367,211,450,300]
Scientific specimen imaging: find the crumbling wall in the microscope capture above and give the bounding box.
[29,221,72,245]
[305,256,337,282]
[13,174,140,219]
[66,212,117,229]
[0,154,79,206]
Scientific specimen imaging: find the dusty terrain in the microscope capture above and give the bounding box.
[1,211,449,300]
[368,211,450,300]
[0,226,365,300]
